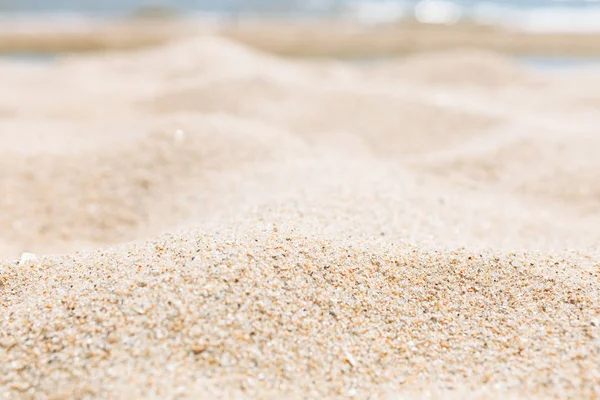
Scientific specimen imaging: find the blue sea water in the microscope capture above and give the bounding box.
[0,52,58,62]
[1,0,599,30]
[0,1,598,34]
[520,56,600,70]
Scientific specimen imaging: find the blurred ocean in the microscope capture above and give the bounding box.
[1,0,600,33]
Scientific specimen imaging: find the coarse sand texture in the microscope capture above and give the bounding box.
[0,36,599,399]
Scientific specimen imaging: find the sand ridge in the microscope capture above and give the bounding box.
[0,36,599,399]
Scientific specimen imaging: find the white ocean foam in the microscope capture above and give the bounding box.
[342,1,411,24]
[343,0,600,32]
[414,0,463,25]
[471,2,600,33]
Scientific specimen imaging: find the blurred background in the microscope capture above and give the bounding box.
[1,0,600,29]
[2,0,600,61]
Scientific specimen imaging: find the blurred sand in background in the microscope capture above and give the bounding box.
[3,16,600,56]
[0,26,599,399]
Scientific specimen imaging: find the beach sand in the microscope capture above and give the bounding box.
[0,36,599,399]
[4,17,600,57]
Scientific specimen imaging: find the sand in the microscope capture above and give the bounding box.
[5,17,600,57]
[0,36,599,399]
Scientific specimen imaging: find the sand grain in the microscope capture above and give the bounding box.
[0,37,599,399]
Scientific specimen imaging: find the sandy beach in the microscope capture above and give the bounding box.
[4,17,600,57]
[0,35,599,399]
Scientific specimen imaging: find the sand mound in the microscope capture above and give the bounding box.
[374,49,540,89]
[1,230,598,399]
[0,119,148,155]
[277,91,500,156]
[145,80,499,157]
[520,66,600,115]
[144,76,295,117]
[420,133,600,215]
[0,117,298,255]
[91,36,297,82]
[1,36,600,399]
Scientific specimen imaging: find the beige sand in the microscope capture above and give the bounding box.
[221,21,600,58]
[0,36,599,399]
[4,17,600,57]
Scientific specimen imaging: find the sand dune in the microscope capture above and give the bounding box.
[90,36,300,83]
[145,76,295,117]
[2,230,598,399]
[0,37,599,399]
[145,77,500,157]
[367,49,544,89]
[0,116,301,255]
[418,129,600,214]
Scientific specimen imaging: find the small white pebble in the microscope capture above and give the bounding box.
[19,253,37,266]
